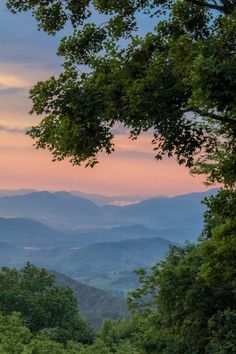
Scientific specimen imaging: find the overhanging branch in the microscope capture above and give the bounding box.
[183,108,235,125]
[186,0,226,13]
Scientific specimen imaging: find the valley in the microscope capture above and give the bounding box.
[0,189,217,296]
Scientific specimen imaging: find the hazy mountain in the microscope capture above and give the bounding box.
[40,236,170,293]
[70,191,156,206]
[66,224,166,248]
[0,188,219,293]
[0,189,218,236]
[0,188,158,206]
[5,234,170,275]
[66,236,170,275]
[0,191,103,229]
[0,217,65,247]
[116,189,217,220]
[113,189,219,242]
[0,217,166,250]
[1,231,170,294]
[0,189,218,241]
[54,272,129,328]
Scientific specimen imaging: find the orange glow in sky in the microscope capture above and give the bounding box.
[0,6,211,197]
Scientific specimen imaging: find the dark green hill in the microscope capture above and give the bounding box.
[53,271,129,329]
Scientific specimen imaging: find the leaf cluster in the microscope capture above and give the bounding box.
[5,0,236,171]
[126,189,236,353]
[0,263,93,344]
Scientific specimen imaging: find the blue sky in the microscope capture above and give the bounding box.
[0,4,208,195]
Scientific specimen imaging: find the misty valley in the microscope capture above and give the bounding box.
[0,189,217,298]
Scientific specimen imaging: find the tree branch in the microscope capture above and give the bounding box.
[220,0,235,14]
[186,0,226,13]
[184,108,236,125]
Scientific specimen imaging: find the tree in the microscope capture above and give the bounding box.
[127,189,236,353]
[5,0,236,171]
[0,313,105,354]
[0,312,141,354]
[0,313,31,354]
[0,263,93,344]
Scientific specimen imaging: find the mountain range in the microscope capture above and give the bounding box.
[0,189,153,206]
[0,188,218,294]
[0,189,217,238]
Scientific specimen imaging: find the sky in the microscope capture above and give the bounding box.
[0,4,210,196]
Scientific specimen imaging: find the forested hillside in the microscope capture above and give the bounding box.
[54,272,129,328]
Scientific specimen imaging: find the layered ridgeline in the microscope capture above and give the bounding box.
[0,192,103,229]
[0,189,217,294]
[0,189,217,239]
[0,189,152,205]
[0,220,170,295]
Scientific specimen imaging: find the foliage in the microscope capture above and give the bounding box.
[5,0,236,172]
[127,189,236,353]
[54,272,129,329]
[0,312,73,353]
[23,336,68,354]
[0,312,142,354]
[100,318,136,347]
[0,312,31,354]
[191,128,236,188]
[206,309,236,354]
[0,263,93,344]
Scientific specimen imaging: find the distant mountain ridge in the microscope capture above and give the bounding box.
[0,191,102,229]
[0,188,218,293]
[0,218,168,249]
[67,224,169,248]
[0,217,65,247]
[0,188,218,232]
[70,190,159,206]
[66,236,170,275]
[113,189,219,241]
[0,189,156,206]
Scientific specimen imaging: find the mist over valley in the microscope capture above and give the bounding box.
[0,188,217,295]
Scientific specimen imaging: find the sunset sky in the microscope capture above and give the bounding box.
[0,4,210,196]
